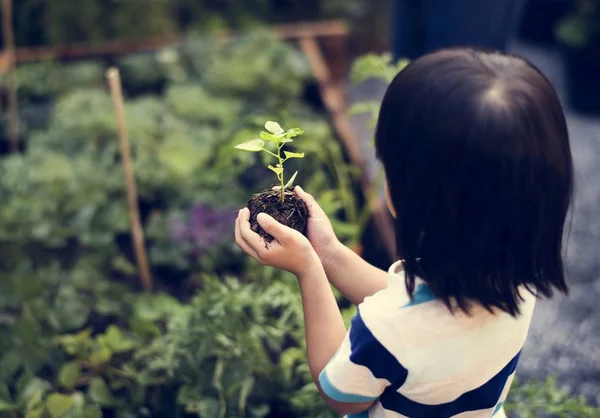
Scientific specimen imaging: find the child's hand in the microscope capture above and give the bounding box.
[235,207,320,276]
[293,186,340,264]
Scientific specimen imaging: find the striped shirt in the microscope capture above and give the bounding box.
[319,260,536,417]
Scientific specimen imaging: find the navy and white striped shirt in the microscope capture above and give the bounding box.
[319,261,536,417]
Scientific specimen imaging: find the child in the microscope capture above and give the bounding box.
[234,48,573,418]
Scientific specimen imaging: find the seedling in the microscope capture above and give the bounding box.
[234,120,308,243]
[235,121,305,203]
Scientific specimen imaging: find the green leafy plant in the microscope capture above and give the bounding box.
[0,32,371,417]
[505,375,600,418]
[348,53,410,128]
[235,121,305,202]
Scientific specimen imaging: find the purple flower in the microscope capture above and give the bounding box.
[170,203,234,253]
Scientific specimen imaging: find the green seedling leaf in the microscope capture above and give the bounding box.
[259,131,281,141]
[264,121,284,135]
[284,151,304,159]
[286,127,304,137]
[268,165,283,175]
[235,120,306,198]
[46,393,76,418]
[283,171,298,190]
[58,361,81,390]
[235,139,265,152]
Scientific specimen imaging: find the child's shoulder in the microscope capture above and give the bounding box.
[358,262,536,363]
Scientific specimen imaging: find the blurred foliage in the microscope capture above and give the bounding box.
[348,53,410,130]
[10,0,366,48]
[0,31,364,417]
[506,376,600,418]
[555,0,600,48]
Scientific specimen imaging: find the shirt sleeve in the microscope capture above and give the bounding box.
[318,309,408,403]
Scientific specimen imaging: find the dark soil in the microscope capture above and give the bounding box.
[247,189,308,244]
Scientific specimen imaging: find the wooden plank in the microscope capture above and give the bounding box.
[298,36,396,260]
[8,20,349,64]
[14,35,180,63]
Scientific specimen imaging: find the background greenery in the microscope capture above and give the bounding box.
[1,31,367,417]
[8,0,364,48]
[1,15,599,418]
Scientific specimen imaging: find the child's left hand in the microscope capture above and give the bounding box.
[235,208,321,276]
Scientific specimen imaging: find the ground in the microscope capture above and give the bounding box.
[347,42,600,404]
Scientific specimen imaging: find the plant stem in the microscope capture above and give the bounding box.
[277,143,285,202]
[263,148,279,159]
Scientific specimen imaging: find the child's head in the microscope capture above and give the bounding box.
[375,48,573,316]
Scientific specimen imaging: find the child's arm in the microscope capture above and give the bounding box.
[294,186,388,304]
[235,209,375,416]
[296,258,375,415]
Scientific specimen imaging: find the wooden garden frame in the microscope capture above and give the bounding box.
[1,19,396,262]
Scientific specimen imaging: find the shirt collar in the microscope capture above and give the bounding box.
[388,260,426,287]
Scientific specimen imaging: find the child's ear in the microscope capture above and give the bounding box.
[384,179,397,218]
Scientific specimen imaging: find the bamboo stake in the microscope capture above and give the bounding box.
[106,67,153,291]
[2,0,18,152]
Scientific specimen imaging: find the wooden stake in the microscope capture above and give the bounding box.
[106,67,153,291]
[2,0,18,152]
[298,36,396,261]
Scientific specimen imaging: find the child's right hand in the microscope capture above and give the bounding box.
[294,186,341,265]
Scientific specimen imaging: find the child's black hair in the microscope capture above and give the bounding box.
[375,48,573,316]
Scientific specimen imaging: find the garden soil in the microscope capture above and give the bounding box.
[248,189,308,244]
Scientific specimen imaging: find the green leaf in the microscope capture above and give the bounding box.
[58,361,81,390]
[50,286,91,332]
[88,346,111,367]
[264,121,284,135]
[0,400,16,411]
[27,407,45,418]
[235,139,265,152]
[129,315,160,338]
[177,386,220,417]
[0,383,11,403]
[100,325,137,353]
[88,378,115,406]
[283,171,298,190]
[286,127,304,137]
[81,405,103,418]
[283,151,304,159]
[54,329,92,356]
[259,131,281,141]
[46,393,76,418]
[19,377,51,411]
[0,350,22,380]
[268,165,283,175]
